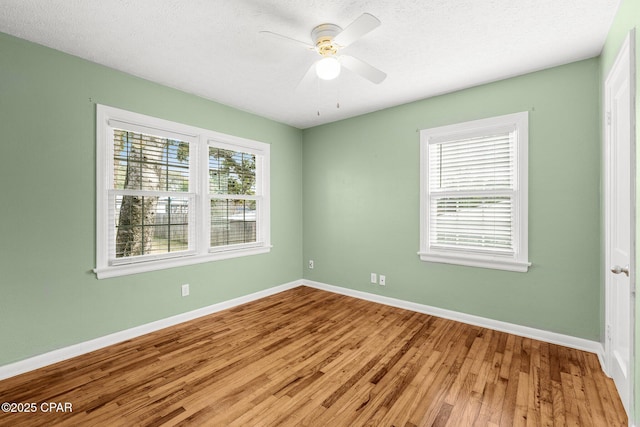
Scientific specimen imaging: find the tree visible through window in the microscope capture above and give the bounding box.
[113,130,190,258]
[95,104,271,279]
[209,147,258,247]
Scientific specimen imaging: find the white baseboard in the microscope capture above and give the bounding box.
[0,278,607,383]
[302,279,606,362]
[0,280,301,381]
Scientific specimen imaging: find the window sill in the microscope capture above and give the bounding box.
[94,246,272,279]
[418,251,530,272]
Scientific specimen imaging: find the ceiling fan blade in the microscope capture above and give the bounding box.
[259,31,315,50]
[339,55,386,84]
[296,61,318,91]
[334,13,381,47]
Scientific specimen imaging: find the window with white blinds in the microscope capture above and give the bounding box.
[419,112,530,272]
[208,145,262,251]
[111,130,194,263]
[95,105,270,279]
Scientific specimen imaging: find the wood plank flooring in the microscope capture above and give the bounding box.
[0,286,627,426]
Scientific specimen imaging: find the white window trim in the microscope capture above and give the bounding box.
[418,112,530,272]
[94,105,271,279]
[206,138,270,256]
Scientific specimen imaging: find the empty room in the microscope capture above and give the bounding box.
[0,0,639,426]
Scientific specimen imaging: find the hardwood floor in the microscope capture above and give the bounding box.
[0,286,627,426]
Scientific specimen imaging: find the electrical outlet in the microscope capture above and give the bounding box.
[370,273,377,284]
[308,260,314,269]
[379,275,386,286]
[181,284,190,297]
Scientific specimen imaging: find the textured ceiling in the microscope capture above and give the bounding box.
[0,0,621,129]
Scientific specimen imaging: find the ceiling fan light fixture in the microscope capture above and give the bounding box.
[316,56,341,80]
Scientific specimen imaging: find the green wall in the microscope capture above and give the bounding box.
[303,58,602,341]
[600,0,640,423]
[0,32,304,365]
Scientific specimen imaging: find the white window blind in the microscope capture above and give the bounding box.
[109,130,195,265]
[428,131,515,254]
[419,112,529,272]
[208,146,261,250]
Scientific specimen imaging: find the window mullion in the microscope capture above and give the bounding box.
[196,138,208,255]
[110,189,193,198]
[429,188,515,198]
[210,194,260,201]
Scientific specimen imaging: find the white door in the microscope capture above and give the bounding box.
[605,29,636,417]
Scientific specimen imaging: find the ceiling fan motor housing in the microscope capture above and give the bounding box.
[311,23,342,56]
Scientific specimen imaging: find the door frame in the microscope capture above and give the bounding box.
[604,28,637,419]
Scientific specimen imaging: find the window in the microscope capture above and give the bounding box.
[419,112,529,272]
[95,105,270,279]
[208,146,261,250]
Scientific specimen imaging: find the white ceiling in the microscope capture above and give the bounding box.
[0,0,621,129]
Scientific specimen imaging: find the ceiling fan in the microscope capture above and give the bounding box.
[260,13,387,86]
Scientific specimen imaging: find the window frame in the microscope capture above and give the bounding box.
[418,112,530,272]
[95,104,270,279]
[207,139,268,254]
